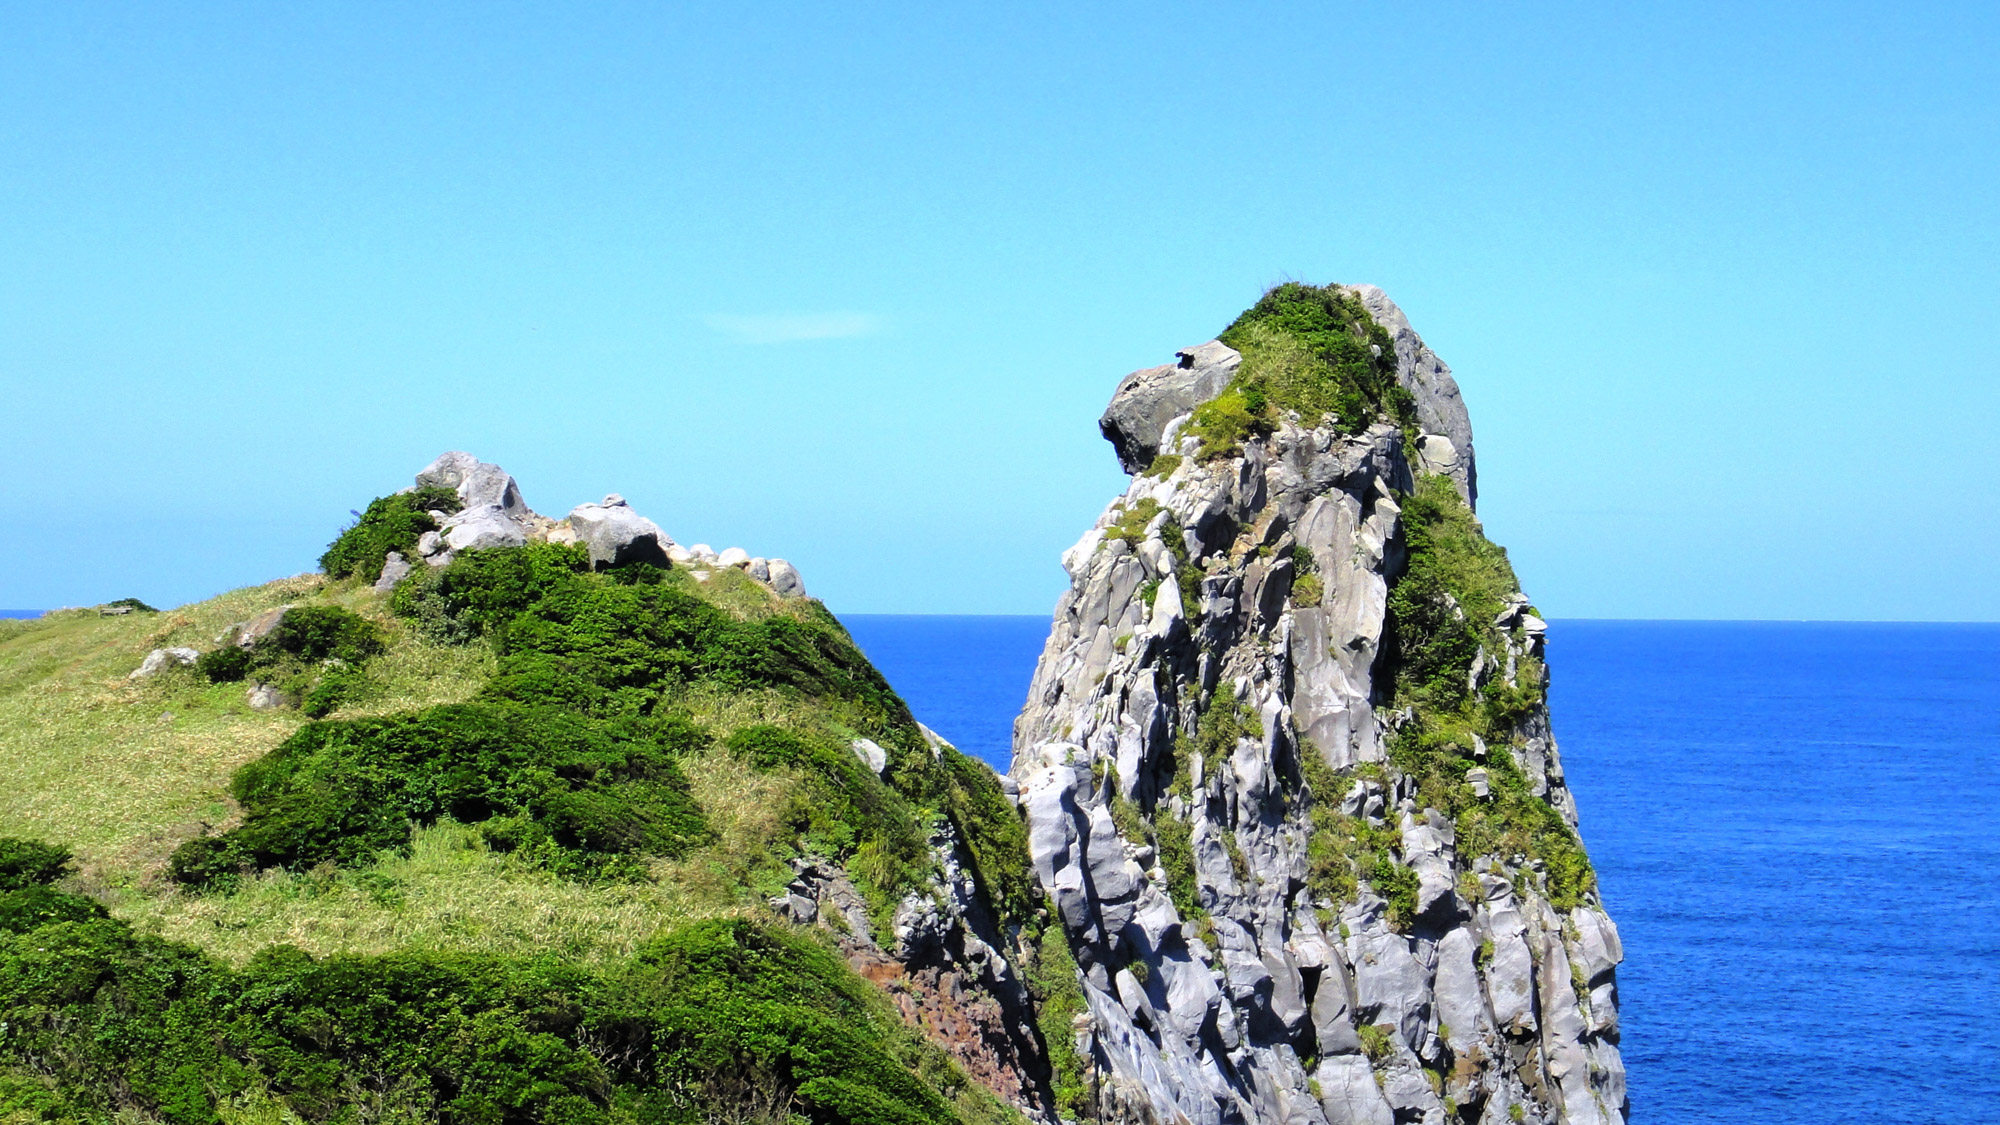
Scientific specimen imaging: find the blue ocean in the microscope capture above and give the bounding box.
[846,616,2000,1125]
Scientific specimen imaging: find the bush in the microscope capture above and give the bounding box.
[0,837,72,890]
[319,486,463,580]
[726,725,930,931]
[0,885,108,932]
[103,597,159,613]
[194,645,252,683]
[0,887,987,1125]
[171,704,711,888]
[195,606,387,716]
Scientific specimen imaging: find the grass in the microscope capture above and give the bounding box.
[120,741,799,967]
[0,553,1037,1124]
[1177,283,1417,462]
[0,577,493,906]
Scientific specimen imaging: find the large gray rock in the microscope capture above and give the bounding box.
[768,558,806,597]
[566,494,672,569]
[1008,286,1623,1123]
[1098,340,1241,473]
[415,451,528,516]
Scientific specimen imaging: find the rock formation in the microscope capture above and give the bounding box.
[1010,285,1624,1125]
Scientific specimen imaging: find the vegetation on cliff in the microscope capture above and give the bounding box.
[1184,282,1417,458]
[0,496,1039,1124]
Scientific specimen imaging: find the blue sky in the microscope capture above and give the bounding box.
[1,2,1994,619]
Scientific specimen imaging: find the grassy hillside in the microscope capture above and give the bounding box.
[0,521,1038,1125]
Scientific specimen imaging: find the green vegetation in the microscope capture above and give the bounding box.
[1290,545,1323,607]
[1140,453,1182,479]
[1021,918,1089,1119]
[1180,283,1417,461]
[0,490,1047,1121]
[1106,499,1202,618]
[102,598,158,614]
[170,704,710,891]
[196,605,389,718]
[0,837,996,1125]
[1380,475,1595,910]
[319,486,463,580]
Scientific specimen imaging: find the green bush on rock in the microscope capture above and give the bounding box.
[1182,282,1417,459]
[319,486,463,580]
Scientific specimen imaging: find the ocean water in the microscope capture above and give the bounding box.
[845,616,2000,1125]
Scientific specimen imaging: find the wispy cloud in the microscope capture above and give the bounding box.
[703,311,882,344]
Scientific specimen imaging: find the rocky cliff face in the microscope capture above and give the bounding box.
[1009,285,1625,1125]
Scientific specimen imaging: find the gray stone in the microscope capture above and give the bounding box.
[129,647,199,680]
[225,606,292,650]
[246,683,286,710]
[767,558,806,597]
[373,551,412,592]
[1098,340,1241,473]
[442,505,527,552]
[567,496,672,570]
[850,738,888,775]
[415,451,527,516]
[716,546,750,568]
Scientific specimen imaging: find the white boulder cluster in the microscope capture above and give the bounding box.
[381,452,808,599]
[1010,287,1625,1125]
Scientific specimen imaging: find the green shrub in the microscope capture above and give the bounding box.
[0,885,108,932]
[103,597,159,613]
[194,645,252,683]
[171,704,711,889]
[194,606,388,717]
[319,486,463,580]
[0,838,72,890]
[726,725,930,935]
[0,883,988,1125]
[1021,918,1090,1119]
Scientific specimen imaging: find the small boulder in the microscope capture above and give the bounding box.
[246,683,287,711]
[567,495,673,570]
[688,544,718,561]
[442,505,529,552]
[716,546,750,568]
[225,606,292,649]
[373,551,412,592]
[767,559,806,598]
[850,738,888,775]
[129,647,200,680]
[746,557,771,582]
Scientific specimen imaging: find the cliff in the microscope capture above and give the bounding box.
[1010,284,1626,1125]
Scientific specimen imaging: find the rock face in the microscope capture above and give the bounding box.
[567,494,674,569]
[1011,287,1624,1125]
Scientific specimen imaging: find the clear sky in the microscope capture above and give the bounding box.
[2,3,1994,619]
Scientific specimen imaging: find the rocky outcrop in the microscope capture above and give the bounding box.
[388,454,811,599]
[770,772,1057,1122]
[567,493,674,569]
[1011,286,1624,1125]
